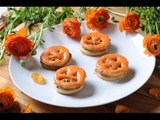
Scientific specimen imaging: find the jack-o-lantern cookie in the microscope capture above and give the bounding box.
[80,32,110,56]
[95,54,128,80]
[40,46,72,70]
[54,65,86,94]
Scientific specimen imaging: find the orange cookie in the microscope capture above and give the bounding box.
[80,32,110,56]
[54,65,86,94]
[95,54,128,80]
[40,46,72,70]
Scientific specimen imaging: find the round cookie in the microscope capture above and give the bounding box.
[95,54,128,80]
[54,65,86,94]
[40,46,72,70]
[80,32,110,56]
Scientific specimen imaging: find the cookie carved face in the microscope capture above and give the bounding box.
[55,65,86,89]
[81,32,110,51]
[41,46,70,66]
[96,54,128,75]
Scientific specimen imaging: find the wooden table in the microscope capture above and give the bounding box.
[0,7,160,113]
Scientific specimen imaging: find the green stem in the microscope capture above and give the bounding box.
[145,20,147,36]
[147,19,152,35]
[155,20,159,34]
[8,11,23,34]
[30,23,44,55]
[19,54,30,66]
[24,21,31,28]
[126,7,130,13]
[36,24,44,46]
[19,23,44,66]
[0,37,6,63]
[0,46,5,63]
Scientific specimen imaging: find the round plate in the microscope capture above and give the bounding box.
[9,21,155,108]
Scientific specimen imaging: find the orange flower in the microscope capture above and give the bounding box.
[115,105,130,113]
[5,28,33,57]
[143,34,160,56]
[85,8,110,31]
[119,12,140,32]
[62,17,81,39]
[21,103,32,113]
[0,87,16,112]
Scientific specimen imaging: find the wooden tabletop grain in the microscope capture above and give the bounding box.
[0,7,160,113]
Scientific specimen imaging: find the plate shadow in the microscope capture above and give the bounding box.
[71,58,77,66]
[69,81,95,99]
[107,44,118,54]
[22,57,40,71]
[112,68,136,84]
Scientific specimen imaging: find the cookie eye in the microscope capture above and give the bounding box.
[99,39,102,43]
[111,58,117,62]
[73,72,78,77]
[48,53,54,56]
[103,59,109,63]
[97,38,103,42]
[62,71,67,75]
[55,49,60,53]
[87,36,92,40]
[117,63,122,68]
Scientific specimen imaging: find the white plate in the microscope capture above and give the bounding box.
[9,21,155,108]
